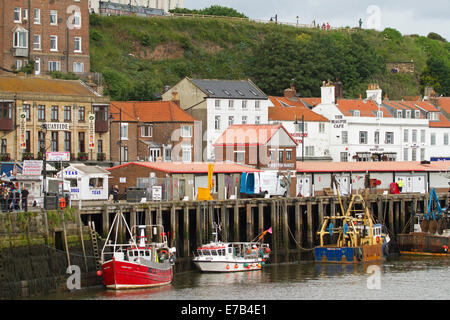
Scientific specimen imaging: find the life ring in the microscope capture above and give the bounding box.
[234,264,239,269]
[160,249,168,255]
[226,264,230,270]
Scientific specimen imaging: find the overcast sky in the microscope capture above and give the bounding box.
[184,0,450,40]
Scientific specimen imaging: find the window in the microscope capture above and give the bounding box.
[319,122,325,133]
[33,34,41,50]
[295,122,307,133]
[444,133,449,145]
[78,132,85,153]
[427,112,439,121]
[50,10,57,25]
[374,130,380,145]
[23,9,28,20]
[120,146,128,162]
[98,139,103,154]
[78,106,85,121]
[13,30,28,48]
[23,104,30,120]
[228,100,234,109]
[228,116,234,126]
[14,8,21,23]
[269,150,276,161]
[25,131,31,153]
[235,151,245,163]
[376,111,383,118]
[420,148,425,161]
[215,99,220,109]
[286,150,292,160]
[64,132,71,152]
[412,130,417,143]
[1,139,6,154]
[73,10,81,27]
[278,150,283,162]
[421,129,426,143]
[51,132,58,151]
[38,131,45,153]
[385,132,394,144]
[214,116,220,131]
[64,106,71,121]
[164,147,171,161]
[255,116,260,124]
[403,129,408,143]
[359,131,368,144]
[353,110,360,117]
[0,103,12,120]
[340,152,348,162]
[120,123,128,140]
[411,148,417,161]
[405,110,411,118]
[305,146,315,156]
[34,57,40,75]
[141,125,153,137]
[149,148,160,162]
[38,105,45,121]
[181,125,192,138]
[242,100,247,109]
[403,148,408,161]
[15,60,23,70]
[48,61,60,71]
[342,131,348,144]
[33,8,40,24]
[430,133,436,145]
[397,110,402,118]
[50,35,58,51]
[182,146,192,162]
[241,116,247,124]
[73,62,84,73]
[255,100,260,110]
[415,110,420,119]
[51,106,58,121]
[89,178,103,188]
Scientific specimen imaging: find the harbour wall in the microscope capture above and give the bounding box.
[0,192,448,299]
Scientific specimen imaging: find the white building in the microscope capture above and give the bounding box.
[312,83,443,162]
[89,0,184,14]
[162,77,272,161]
[267,85,331,161]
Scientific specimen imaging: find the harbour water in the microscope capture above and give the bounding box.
[33,256,450,300]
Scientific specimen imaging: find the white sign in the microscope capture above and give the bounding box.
[152,186,162,201]
[42,123,70,130]
[88,113,95,150]
[46,151,70,161]
[22,160,43,176]
[19,112,26,149]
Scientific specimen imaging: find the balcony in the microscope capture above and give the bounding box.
[95,120,108,133]
[0,118,14,131]
[12,47,28,57]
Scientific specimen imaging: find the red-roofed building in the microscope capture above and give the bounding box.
[109,100,201,164]
[213,124,298,170]
[267,85,331,161]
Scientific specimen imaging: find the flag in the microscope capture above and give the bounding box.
[267,227,272,234]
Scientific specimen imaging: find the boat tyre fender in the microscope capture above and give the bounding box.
[356,248,363,261]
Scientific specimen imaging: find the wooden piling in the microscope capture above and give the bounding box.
[101,206,109,238]
[234,200,239,242]
[258,202,264,237]
[170,204,177,248]
[183,205,189,257]
[400,199,406,232]
[389,199,394,234]
[196,203,202,247]
[306,202,313,248]
[246,203,252,242]
[294,201,302,246]
[221,203,227,242]
[271,200,277,251]
[282,200,289,253]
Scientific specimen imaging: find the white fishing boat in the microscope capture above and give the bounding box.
[193,224,271,272]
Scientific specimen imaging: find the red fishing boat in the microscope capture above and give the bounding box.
[100,211,176,290]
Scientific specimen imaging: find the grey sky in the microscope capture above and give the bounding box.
[184,0,450,40]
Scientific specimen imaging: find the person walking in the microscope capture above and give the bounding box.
[21,187,29,212]
[112,185,119,203]
[397,178,404,193]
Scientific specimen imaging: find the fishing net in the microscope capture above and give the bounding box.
[420,219,429,233]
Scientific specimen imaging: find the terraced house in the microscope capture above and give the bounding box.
[0,75,110,162]
[0,0,90,75]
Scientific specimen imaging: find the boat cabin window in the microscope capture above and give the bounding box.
[228,248,233,254]
[211,250,217,256]
[219,249,225,256]
[197,250,203,256]
[145,251,150,256]
[129,251,134,257]
[203,250,210,255]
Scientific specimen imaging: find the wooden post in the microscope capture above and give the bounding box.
[234,200,239,242]
[283,200,289,254]
[221,203,227,242]
[377,197,383,223]
[318,199,324,228]
[157,205,162,243]
[196,203,202,247]
[130,207,137,238]
[258,202,264,237]
[170,204,176,248]
[246,203,252,242]
[400,199,406,233]
[330,198,336,217]
[77,212,88,273]
[145,207,152,242]
[183,205,189,257]
[307,201,313,247]
[271,200,277,251]
[389,199,394,234]
[294,201,302,247]
[412,197,418,233]
[101,205,109,238]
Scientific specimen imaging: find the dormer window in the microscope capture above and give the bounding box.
[405,110,411,118]
[396,110,402,118]
[236,90,244,96]
[206,89,214,95]
[427,112,439,121]
[415,110,420,119]
[249,89,259,96]
[223,90,231,96]
[376,111,383,118]
[352,110,360,117]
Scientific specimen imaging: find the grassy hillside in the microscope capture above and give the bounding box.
[89,14,449,101]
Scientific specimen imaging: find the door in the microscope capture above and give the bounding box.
[412,175,426,193]
[297,177,311,197]
[179,179,185,200]
[334,176,350,195]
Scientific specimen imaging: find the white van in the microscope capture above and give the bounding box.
[240,171,287,198]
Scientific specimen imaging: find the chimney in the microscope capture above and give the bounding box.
[333,81,344,99]
[320,81,335,104]
[284,82,297,100]
[366,83,382,105]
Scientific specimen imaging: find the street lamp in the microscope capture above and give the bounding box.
[40,124,48,208]
[270,14,278,24]
[296,16,299,27]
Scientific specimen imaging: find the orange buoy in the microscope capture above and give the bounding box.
[59,197,66,209]
[234,264,239,269]
[376,236,380,243]
[226,264,230,270]
[96,270,102,277]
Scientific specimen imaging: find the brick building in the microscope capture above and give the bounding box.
[0,0,90,75]
[213,124,298,170]
[0,75,110,162]
[109,100,201,164]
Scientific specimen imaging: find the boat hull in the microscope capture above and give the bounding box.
[193,259,264,272]
[397,232,450,256]
[314,244,383,264]
[102,259,173,290]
